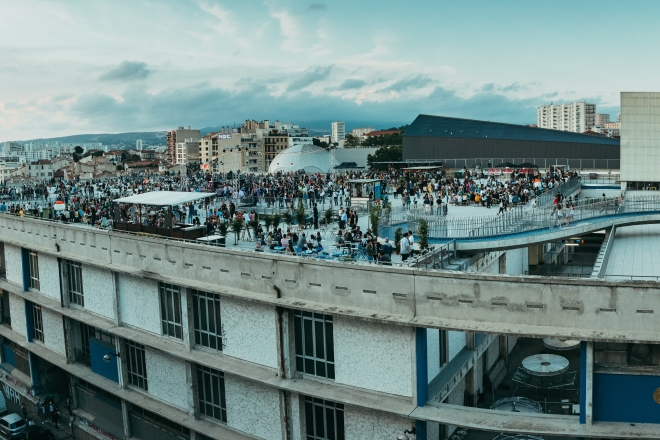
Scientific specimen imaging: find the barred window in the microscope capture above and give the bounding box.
[126,341,148,391]
[192,290,222,351]
[67,261,84,306]
[304,396,344,440]
[32,304,44,342]
[294,311,335,379]
[196,365,227,422]
[159,283,182,339]
[77,323,116,366]
[28,251,40,290]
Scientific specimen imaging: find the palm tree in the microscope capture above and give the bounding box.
[282,212,293,230]
[248,219,260,237]
[263,215,273,232]
[296,199,306,230]
[272,213,282,231]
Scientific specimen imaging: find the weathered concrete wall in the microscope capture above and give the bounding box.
[221,297,278,369]
[344,405,412,440]
[8,292,26,336]
[486,337,500,371]
[144,347,188,410]
[117,274,160,335]
[334,316,413,397]
[506,247,528,275]
[42,307,66,356]
[82,265,115,320]
[446,378,467,437]
[225,374,282,440]
[38,253,60,300]
[290,393,303,440]
[4,243,23,286]
[3,216,660,342]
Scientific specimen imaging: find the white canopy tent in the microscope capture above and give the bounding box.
[114,191,213,206]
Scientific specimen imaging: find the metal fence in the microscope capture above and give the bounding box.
[435,158,620,170]
[536,176,582,206]
[413,195,660,240]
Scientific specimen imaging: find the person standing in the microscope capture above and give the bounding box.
[49,401,55,423]
[399,232,411,262]
[40,402,47,424]
[21,402,27,420]
[313,203,319,229]
[408,230,416,257]
[52,407,60,429]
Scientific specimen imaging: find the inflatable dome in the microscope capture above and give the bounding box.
[268,144,334,174]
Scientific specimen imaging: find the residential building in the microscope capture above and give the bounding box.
[537,101,596,133]
[175,139,200,166]
[167,126,200,162]
[331,121,345,143]
[595,113,610,126]
[26,159,54,179]
[351,127,375,137]
[136,139,143,151]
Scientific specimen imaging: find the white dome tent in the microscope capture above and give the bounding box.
[268,144,335,174]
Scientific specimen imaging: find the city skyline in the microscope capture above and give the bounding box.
[2,0,658,141]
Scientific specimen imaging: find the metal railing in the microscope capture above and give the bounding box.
[406,195,660,240]
[407,240,457,269]
[536,176,581,206]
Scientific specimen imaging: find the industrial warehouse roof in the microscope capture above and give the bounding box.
[404,114,620,145]
[114,191,213,206]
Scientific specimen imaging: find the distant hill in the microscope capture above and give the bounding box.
[20,131,168,148]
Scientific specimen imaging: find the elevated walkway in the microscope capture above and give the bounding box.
[416,196,660,251]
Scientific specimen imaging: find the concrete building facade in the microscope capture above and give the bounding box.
[167,127,200,163]
[537,101,596,133]
[1,213,659,439]
[621,92,660,189]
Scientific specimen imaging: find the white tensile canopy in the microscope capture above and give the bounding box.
[114,191,213,206]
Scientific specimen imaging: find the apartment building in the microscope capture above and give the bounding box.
[537,101,596,133]
[595,113,610,126]
[167,127,200,162]
[331,121,345,143]
[351,127,375,137]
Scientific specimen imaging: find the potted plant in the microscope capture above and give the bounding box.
[282,212,293,230]
[248,219,260,238]
[394,227,403,254]
[296,199,306,230]
[369,204,382,237]
[217,222,229,247]
[417,218,429,252]
[263,215,273,232]
[272,213,282,231]
[324,208,333,227]
[231,219,244,245]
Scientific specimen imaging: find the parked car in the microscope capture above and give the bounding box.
[0,413,26,439]
[20,426,55,440]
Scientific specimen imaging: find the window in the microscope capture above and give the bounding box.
[196,365,227,422]
[0,290,10,327]
[294,311,335,379]
[159,283,182,339]
[77,323,115,366]
[126,341,148,391]
[192,290,223,351]
[32,304,44,342]
[28,251,40,290]
[0,243,6,278]
[66,261,84,306]
[131,404,190,437]
[304,396,344,440]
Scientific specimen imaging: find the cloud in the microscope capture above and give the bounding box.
[286,65,334,92]
[99,61,152,82]
[337,79,367,90]
[307,3,327,11]
[382,74,432,92]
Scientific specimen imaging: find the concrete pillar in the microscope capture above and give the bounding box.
[112,271,121,327]
[465,366,478,407]
[116,338,128,389]
[62,317,76,364]
[120,399,131,439]
[415,328,428,440]
[585,342,594,425]
[181,287,192,351]
[185,361,198,419]
[528,245,539,266]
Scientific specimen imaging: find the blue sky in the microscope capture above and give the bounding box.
[2,0,659,140]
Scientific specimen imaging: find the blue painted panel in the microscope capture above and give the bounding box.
[89,338,119,383]
[579,342,586,424]
[416,327,428,407]
[593,373,660,424]
[29,352,41,394]
[2,344,15,367]
[416,419,427,440]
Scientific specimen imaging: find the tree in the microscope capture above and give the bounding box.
[272,213,282,231]
[231,219,244,245]
[417,218,429,251]
[296,200,306,229]
[369,204,382,237]
[282,212,293,229]
[324,208,333,227]
[74,146,84,155]
[367,145,402,171]
[344,134,361,147]
[312,138,329,149]
[394,227,403,253]
[263,215,273,232]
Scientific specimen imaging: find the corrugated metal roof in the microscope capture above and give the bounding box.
[404,114,620,145]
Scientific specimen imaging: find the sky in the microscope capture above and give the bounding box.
[2,0,660,141]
